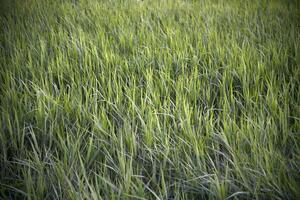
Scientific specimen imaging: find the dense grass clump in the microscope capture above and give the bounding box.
[1,0,300,199]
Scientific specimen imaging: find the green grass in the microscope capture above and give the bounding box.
[0,0,300,199]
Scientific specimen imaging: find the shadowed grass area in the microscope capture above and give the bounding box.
[0,0,299,199]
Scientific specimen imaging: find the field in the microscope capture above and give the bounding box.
[0,0,300,199]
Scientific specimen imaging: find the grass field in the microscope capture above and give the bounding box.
[1,0,300,199]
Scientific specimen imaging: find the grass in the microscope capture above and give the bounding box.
[0,0,300,199]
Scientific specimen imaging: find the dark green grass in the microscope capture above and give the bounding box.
[0,0,300,199]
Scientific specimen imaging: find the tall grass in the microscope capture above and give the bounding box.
[0,0,299,199]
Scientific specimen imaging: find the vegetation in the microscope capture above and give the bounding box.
[1,0,299,199]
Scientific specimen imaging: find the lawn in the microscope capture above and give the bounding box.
[0,0,300,199]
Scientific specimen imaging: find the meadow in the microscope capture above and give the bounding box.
[0,0,300,199]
